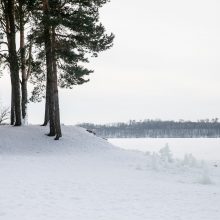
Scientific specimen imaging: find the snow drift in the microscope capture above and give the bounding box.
[0,125,113,155]
[0,125,220,220]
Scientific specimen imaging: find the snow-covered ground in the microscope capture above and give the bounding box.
[109,138,220,161]
[0,125,220,220]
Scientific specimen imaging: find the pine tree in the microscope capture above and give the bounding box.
[42,0,56,136]
[52,0,114,89]
[1,0,114,139]
[0,0,33,125]
[30,0,114,139]
[1,0,22,126]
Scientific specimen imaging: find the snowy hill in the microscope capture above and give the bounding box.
[0,125,113,155]
[0,125,220,220]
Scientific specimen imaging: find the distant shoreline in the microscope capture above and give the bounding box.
[78,119,220,138]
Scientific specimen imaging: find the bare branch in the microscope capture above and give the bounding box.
[0,53,8,61]
[0,106,10,124]
[0,41,8,46]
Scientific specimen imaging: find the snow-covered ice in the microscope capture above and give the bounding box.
[0,125,220,220]
[109,138,220,161]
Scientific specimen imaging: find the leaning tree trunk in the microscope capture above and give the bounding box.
[43,0,56,136]
[52,26,62,140]
[7,0,21,126]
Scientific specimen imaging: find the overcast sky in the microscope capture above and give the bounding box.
[0,0,220,124]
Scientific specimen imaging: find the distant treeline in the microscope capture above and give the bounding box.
[78,119,220,138]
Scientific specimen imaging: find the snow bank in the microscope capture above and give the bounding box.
[0,125,113,155]
[0,125,220,220]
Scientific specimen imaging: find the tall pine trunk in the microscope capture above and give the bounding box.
[3,0,15,125]
[43,0,55,136]
[52,26,62,140]
[7,0,21,126]
[19,0,28,123]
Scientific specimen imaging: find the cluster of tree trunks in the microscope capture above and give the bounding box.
[0,0,114,140]
[1,0,61,139]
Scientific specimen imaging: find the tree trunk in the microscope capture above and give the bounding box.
[42,81,49,126]
[52,26,62,140]
[21,80,28,123]
[43,0,55,136]
[19,0,28,123]
[3,0,15,125]
[7,0,21,126]
[10,86,15,125]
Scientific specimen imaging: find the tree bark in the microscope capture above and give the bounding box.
[10,86,15,125]
[3,0,15,125]
[43,0,55,136]
[42,80,49,126]
[21,80,28,122]
[7,0,21,126]
[52,26,62,140]
[19,0,28,123]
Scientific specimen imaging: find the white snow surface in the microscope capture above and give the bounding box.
[109,138,220,161]
[0,125,220,220]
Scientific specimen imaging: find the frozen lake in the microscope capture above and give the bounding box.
[109,138,220,161]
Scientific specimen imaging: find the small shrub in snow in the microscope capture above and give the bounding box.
[151,153,160,171]
[159,144,173,163]
[143,144,214,185]
[183,154,198,168]
[198,162,213,185]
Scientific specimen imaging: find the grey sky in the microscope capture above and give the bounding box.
[0,0,220,124]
